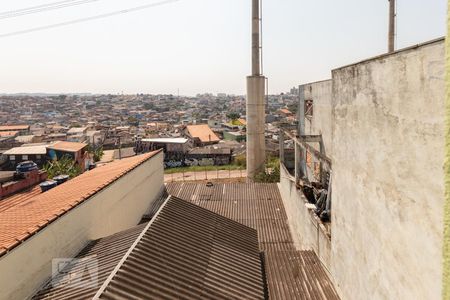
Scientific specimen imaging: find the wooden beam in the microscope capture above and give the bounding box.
[284,130,332,166]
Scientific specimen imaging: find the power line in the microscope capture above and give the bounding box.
[0,0,181,38]
[0,0,100,20]
[0,0,79,15]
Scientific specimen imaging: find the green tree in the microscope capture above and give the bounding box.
[254,156,280,183]
[227,112,240,121]
[44,155,82,179]
[87,145,104,162]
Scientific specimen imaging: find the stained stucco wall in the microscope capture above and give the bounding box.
[303,80,333,158]
[331,39,445,300]
[0,152,164,300]
[278,165,332,272]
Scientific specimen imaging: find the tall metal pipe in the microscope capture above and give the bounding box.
[247,0,266,180]
[388,0,396,53]
[252,0,260,75]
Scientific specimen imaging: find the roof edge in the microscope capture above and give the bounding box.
[333,37,445,72]
[0,150,163,258]
[92,194,171,299]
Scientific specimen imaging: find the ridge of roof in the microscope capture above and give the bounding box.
[0,150,162,258]
[33,195,264,300]
[96,196,264,299]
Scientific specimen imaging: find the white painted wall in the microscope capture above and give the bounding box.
[0,152,164,300]
[330,39,445,300]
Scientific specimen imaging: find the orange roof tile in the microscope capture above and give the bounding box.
[279,108,293,115]
[238,118,247,125]
[47,141,87,153]
[0,185,42,213]
[0,150,161,257]
[0,131,18,138]
[0,125,29,131]
[186,124,220,143]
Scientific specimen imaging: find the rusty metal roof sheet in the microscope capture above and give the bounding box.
[166,183,340,300]
[96,196,265,300]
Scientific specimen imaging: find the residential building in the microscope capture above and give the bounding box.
[184,124,220,147]
[47,141,89,171]
[278,38,445,300]
[223,131,246,142]
[0,125,30,136]
[2,144,48,169]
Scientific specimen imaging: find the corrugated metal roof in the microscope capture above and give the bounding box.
[3,145,47,155]
[33,223,147,300]
[166,183,340,300]
[96,196,265,300]
[141,138,188,144]
[33,196,265,300]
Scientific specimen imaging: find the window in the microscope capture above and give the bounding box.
[22,155,28,160]
[36,154,41,159]
[305,100,313,118]
[10,155,15,161]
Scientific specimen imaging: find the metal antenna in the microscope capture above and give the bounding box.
[388,0,396,53]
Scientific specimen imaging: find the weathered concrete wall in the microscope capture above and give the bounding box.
[302,80,333,158]
[279,165,332,272]
[331,39,445,300]
[0,152,164,300]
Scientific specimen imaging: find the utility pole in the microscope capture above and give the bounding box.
[246,0,266,181]
[388,0,396,53]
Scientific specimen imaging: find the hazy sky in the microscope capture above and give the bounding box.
[0,0,446,95]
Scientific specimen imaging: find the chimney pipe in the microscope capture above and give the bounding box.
[388,0,396,53]
[252,0,261,75]
[246,0,266,181]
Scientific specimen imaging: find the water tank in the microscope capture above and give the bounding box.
[53,175,69,185]
[39,180,57,192]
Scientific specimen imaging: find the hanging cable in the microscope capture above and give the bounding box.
[0,0,80,16]
[0,0,100,20]
[0,0,181,38]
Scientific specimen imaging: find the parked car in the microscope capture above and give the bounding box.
[16,161,38,174]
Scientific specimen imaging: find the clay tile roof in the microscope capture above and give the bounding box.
[238,118,247,125]
[279,108,292,115]
[47,141,87,153]
[0,150,161,257]
[0,131,18,138]
[0,125,29,131]
[186,124,220,143]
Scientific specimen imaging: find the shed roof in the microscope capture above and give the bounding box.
[3,145,47,156]
[47,141,87,153]
[0,151,161,257]
[33,196,265,300]
[0,131,19,138]
[33,223,147,300]
[0,125,29,131]
[67,127,87,134]
[186,124,220,143]
[97,196,265,299]
[141,137,188,144]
